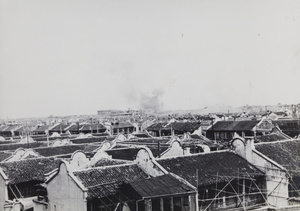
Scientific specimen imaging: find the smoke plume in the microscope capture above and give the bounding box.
[140,88,165,112]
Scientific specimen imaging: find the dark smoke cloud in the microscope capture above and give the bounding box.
[140,88,165,112]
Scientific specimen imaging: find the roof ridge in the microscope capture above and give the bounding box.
[255,138,300,145]
[0,156,55,164]
[156,149,230,161]
[73,162,138,173]
[34,143,85,150]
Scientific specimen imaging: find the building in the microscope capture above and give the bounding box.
[79,123,107,134]
[156,151,266,210]
[272,119,300,137]
[105,122,135,135]
[45,151,198,211]
[254,126,291,143]
[206,120,273,142]
[31,125,50,136]
[146,121,202,137]
[231,136,291,207]
[0,158,61,211]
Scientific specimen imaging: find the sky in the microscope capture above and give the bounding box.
[0,0,300,118]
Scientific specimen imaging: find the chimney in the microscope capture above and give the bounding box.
[183,147,191,155]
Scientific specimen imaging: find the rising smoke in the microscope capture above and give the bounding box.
[140,88,165,112]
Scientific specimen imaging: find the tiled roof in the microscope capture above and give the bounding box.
[1,125,18,132]
[73,164,149,198]
[83,144,102,152]
[64,124,80,131]
[198,116,213,121]
[34,144,97,157]
[123,174,196,199]
[255,140,300,176]
[0,125,8,131]
[14,126,25,132]
[157,151,263,187]
[273,119,300,132]
[123,138,170,144]
[146,145,170,157]
[0,151,12,162]
[254,132,290,143]
[79,124,106,131]
[106,147,141,161]
[0,142,44,151]
[0,139,17,145]
[0,158,61,184]
[146,122,168,131]
[70,137,108,144]
[147,121,203,133]
[112,122,134,129]
[92,133,112,137]
[200,120,212,126]
[33,135,75,142]
[107,145,169,160]
[32,125,50,132]
[189,133,212,142]
[207,120,260,132]
[92,158,131,167]
[131,133,151,138]
[181,138,215,147]
[49,124,68,132]
[168,122,201,133]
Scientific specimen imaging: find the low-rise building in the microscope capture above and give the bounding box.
[0,158,61,210]
[206,119,273,142]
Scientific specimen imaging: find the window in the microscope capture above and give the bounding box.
[152,199,160,211]
[163,198,172,211]
[182,196,190,211]
[137,201,145,211]
[173,197,182,211]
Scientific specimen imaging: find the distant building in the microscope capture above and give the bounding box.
[206,119,273,142]
[272,119,300,137]
[254,126,291,143]
[97,109,141,120]
[104,121,135,135]
[146,121,201,137]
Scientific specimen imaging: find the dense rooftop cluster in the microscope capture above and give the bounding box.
[0,108,300,210]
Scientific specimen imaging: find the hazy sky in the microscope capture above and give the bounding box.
[1,0,300,118]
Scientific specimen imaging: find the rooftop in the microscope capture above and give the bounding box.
[0,157,61,184]
[92,158,131,167]
[255,139,300,176]
[167,121,201,133]
[207,120,260,132]
[157,151,263,187]
[123,173,196,199]
[0,151,12,162]
[73,164,149,198]
[34,144,99,157]
[254,128,291,143]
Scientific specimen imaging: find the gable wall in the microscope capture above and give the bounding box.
[47,163,87,211]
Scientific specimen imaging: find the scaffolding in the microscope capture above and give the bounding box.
[196,168,268,211]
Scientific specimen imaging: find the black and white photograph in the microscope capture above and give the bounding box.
[0,0,300,210]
